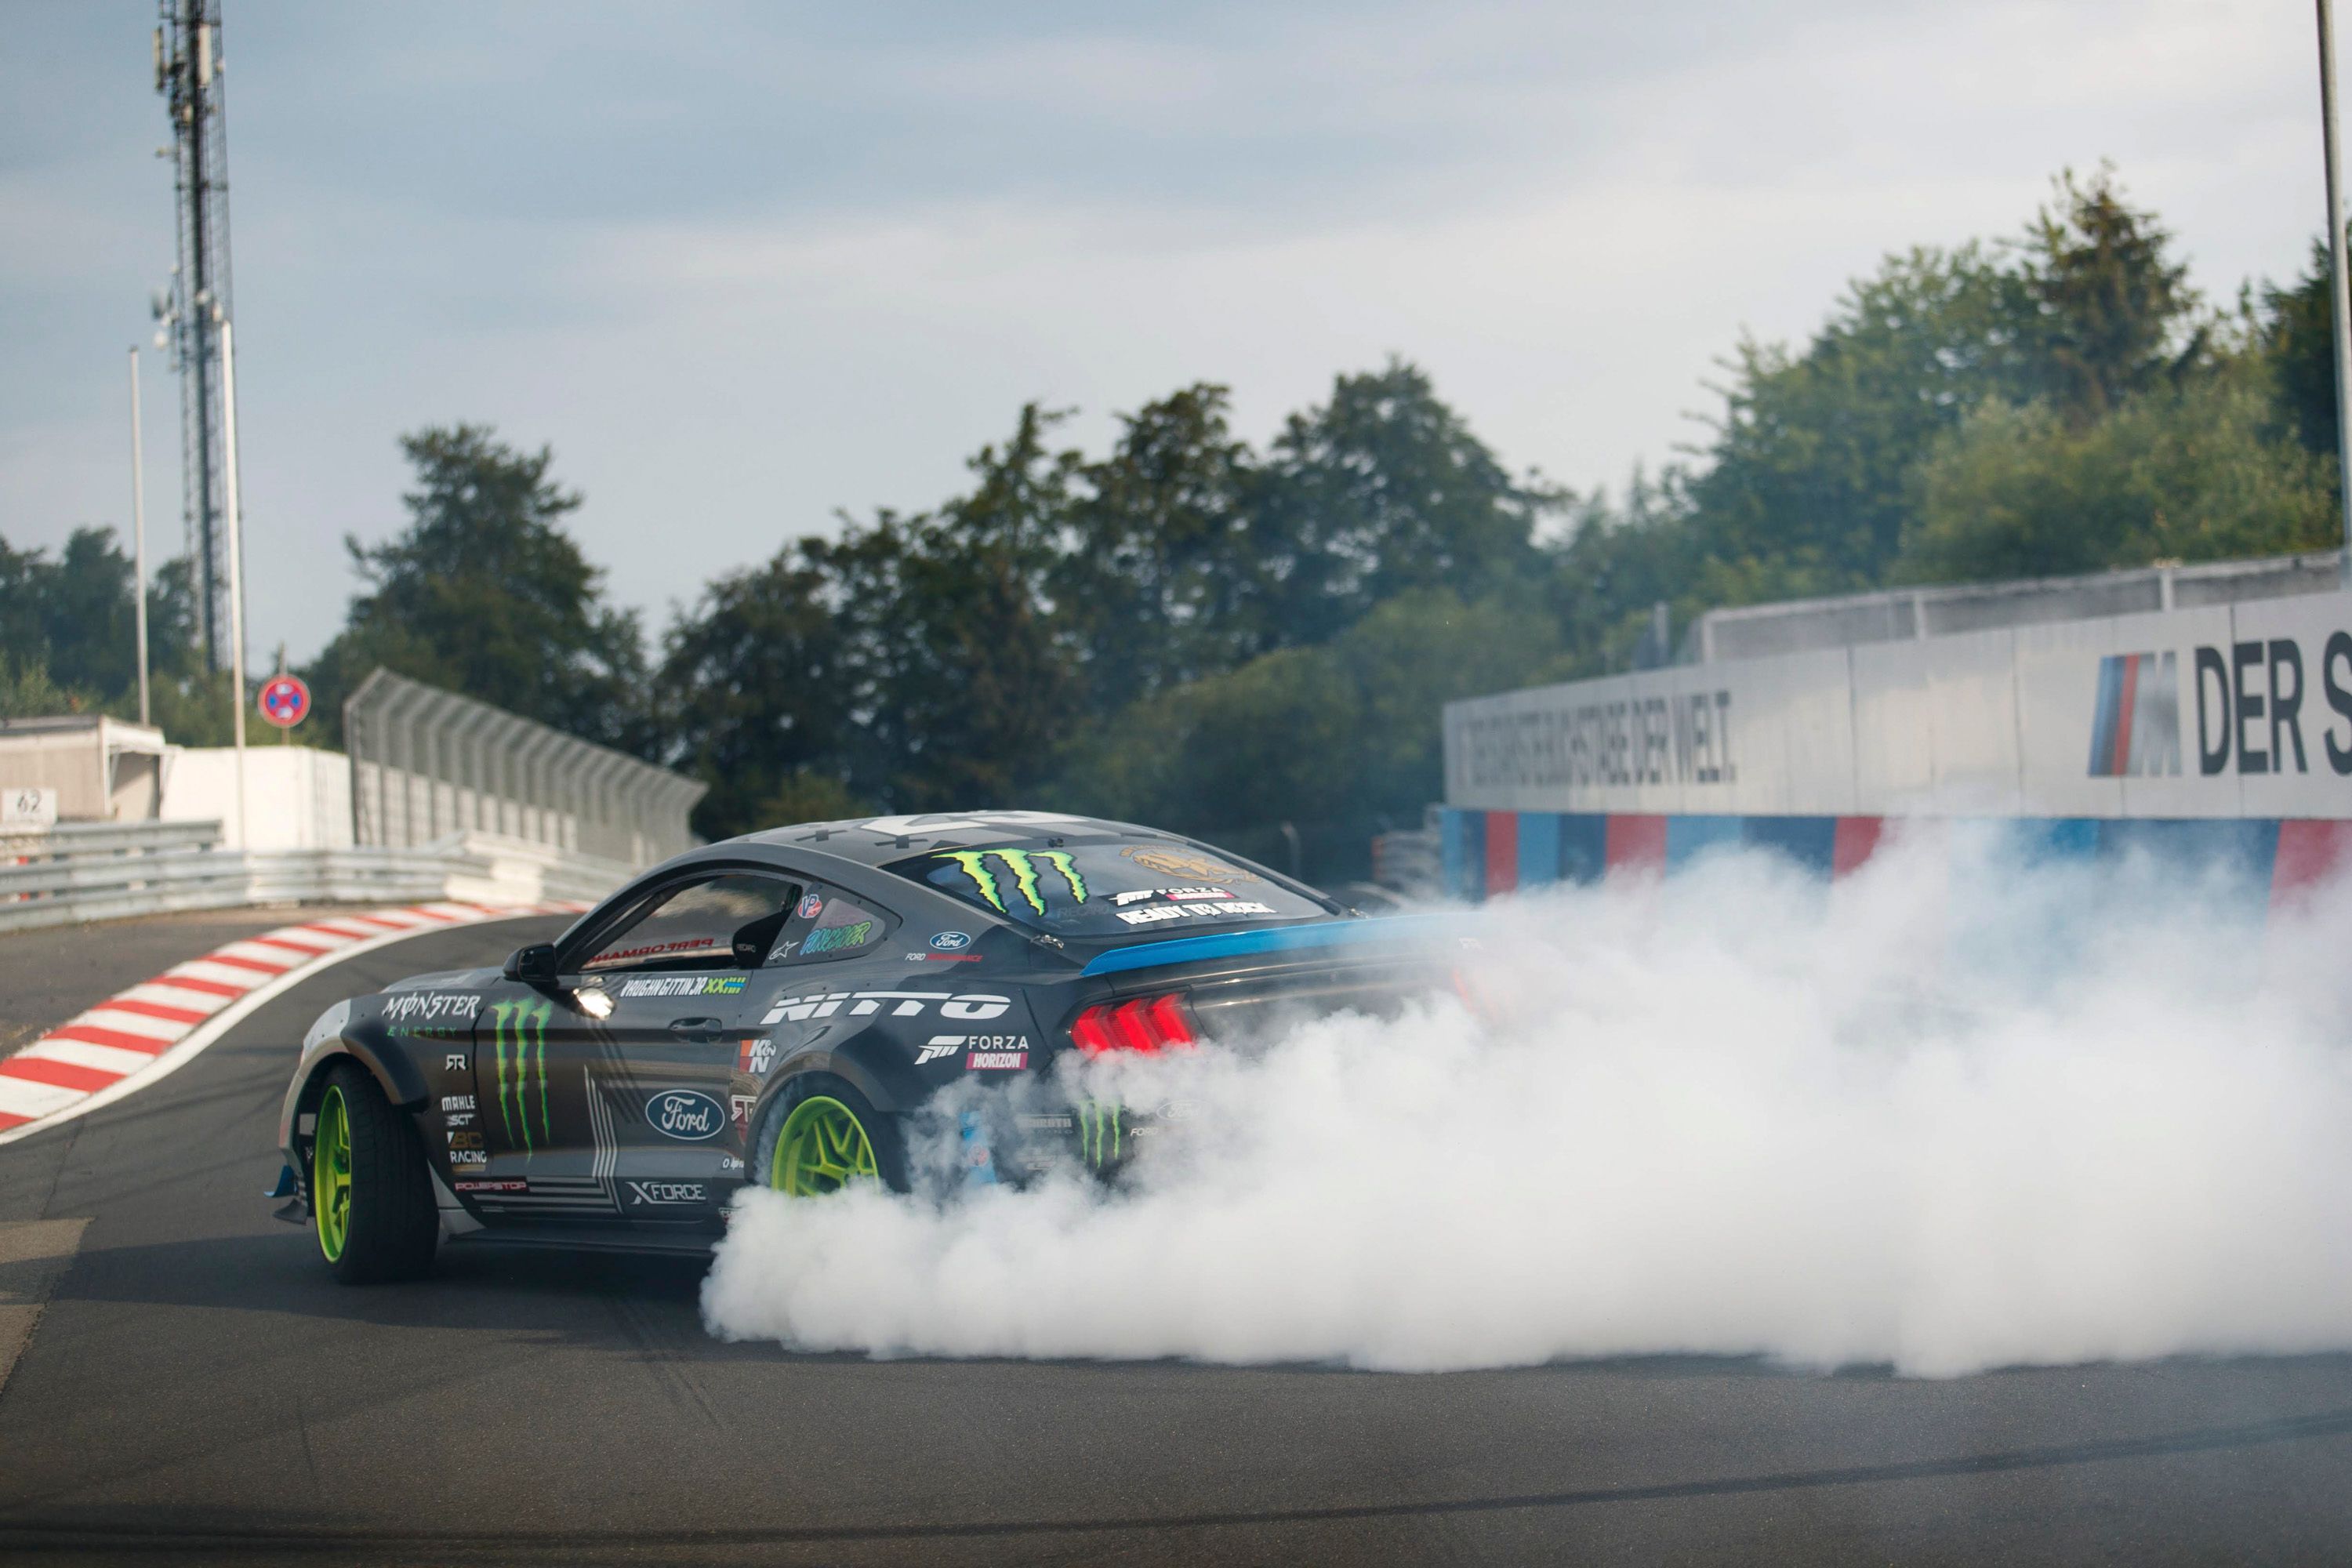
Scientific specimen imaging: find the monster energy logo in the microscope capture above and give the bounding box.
[938,849,1087,915]
[1078,1099,1123,1167]
[487,999,553,1153]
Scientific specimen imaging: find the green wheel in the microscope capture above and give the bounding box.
[310,1061,437,1283]
[758,1076,907,1196]
[314,1085,354,1261]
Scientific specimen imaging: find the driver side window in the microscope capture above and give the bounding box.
[579,872,799,974]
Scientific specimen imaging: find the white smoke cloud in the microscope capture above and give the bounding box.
[702,833,2352,1377]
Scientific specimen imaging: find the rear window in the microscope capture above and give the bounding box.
[887,840,1326,942]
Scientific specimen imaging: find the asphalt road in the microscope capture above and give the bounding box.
[0,913,2347,1565]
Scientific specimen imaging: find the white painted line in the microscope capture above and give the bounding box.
[0,1078,83,1120]
[74,1009,190,1043]
[216,940,314,967]
[22,1040,158,1075]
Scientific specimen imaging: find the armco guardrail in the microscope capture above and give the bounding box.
[0,821,633,934]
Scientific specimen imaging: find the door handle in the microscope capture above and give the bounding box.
[668,1017,724,1043]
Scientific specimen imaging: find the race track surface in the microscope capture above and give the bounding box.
[0,914,2347,1565]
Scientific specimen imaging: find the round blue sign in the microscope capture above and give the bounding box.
[930,931,972,951]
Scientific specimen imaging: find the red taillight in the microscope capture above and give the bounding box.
[1070,992,1197,1056]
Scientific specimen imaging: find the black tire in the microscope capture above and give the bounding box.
[314,1061,438,1284]
[751,1073,910,1196]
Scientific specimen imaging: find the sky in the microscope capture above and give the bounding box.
[0,2,2332,663]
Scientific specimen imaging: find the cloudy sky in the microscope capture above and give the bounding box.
[0,2,2330,662]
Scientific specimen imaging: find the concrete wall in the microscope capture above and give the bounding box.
[1446,590,2352,823]
[159,746,353,851]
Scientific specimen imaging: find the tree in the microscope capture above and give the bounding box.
[303,425,648,753]
[1054,383,1267,715]
[2263,238,2340,457]
[2019,165,2200,422]
[1256,360,1553,643]
[1897,354,2337,583]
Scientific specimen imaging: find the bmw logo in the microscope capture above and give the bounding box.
[930,931,972,951]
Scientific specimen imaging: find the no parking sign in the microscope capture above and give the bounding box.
[259,673,310,729]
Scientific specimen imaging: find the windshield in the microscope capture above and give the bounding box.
[886,838,1327,942]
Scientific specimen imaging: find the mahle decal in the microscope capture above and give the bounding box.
[937,849,1087,914]
[487,998,554,1152]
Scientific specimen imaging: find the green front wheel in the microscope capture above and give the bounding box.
[310,1061,437,1283]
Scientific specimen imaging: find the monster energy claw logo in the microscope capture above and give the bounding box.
[938,849,1087,915]
[1079,1099,1123,1167]
[487,1000,554,1153]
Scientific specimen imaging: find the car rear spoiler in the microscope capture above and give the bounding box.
[1080,912,1475,978]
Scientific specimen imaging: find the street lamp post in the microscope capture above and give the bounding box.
[2318,0,2352,587]
[127,347,151,727]
[218,315,249,850]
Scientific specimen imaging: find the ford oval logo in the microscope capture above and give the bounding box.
[930,931,972,951]
[645,1089,726,1142]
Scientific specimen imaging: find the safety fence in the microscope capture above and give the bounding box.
[345,670,703,867]
[0,818,635,935]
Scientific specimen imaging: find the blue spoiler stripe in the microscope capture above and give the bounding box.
[1080,913,1472,977]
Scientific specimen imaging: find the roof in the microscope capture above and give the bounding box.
[735,810,1186,869]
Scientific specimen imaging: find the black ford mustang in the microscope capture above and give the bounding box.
[276,811,1459,1281]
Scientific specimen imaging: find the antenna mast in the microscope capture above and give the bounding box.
[154,0,238,671]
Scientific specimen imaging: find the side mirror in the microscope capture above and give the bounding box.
[503,942,560,985]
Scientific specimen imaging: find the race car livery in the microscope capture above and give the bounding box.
[274,811,1460,1281]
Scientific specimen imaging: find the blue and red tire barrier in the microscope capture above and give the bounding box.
[1439,809,2352,913]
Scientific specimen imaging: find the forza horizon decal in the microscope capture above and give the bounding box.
[936,849,1087,915]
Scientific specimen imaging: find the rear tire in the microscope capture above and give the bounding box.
[313,1061,437,1284]
[754,1074,909,1196]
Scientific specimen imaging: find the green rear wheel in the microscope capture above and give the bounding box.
[772,1095,879,1195]
[314,1084,354,1261]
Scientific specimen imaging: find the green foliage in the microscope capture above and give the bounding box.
[302,424,648,752]
[0,650,77,719]
[2263,238,2341,456]
[2018,165,2201,421]
[1897,357,2338,583]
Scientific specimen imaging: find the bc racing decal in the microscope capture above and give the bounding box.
[486,998,554,1153]
[937,849,1087,914]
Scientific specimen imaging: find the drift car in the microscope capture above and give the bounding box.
[275,811,1459,1281]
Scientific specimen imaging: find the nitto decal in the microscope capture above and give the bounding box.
[937,849,1087,915]
[645,1089,727,1142]
[616,975,746,999]
[382,991,481,1024]
[487,998,554,1153]
[760,990,1010,1025]
[625,1180,707,1206]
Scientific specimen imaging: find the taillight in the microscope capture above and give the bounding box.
[1070,992,1197,1056]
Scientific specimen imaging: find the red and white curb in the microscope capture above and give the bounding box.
[0,899,589,1146]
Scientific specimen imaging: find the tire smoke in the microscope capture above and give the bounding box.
[702,833,2352,1375]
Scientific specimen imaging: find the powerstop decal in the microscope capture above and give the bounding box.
[937,849,1087,915]
[486,999,554,1152]
[616,974,747,999]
